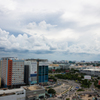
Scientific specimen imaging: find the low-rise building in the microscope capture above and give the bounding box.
[48,64,60,70]
[80,68,100,77]
[22,85,45,100]
[0,88,26,100]
[59,64,70,69]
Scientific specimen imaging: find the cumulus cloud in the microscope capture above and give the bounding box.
[0,27,100,56]
[0,28,50,51]
[0,0,100,60]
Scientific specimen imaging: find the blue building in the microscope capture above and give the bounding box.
[24,59,49,85]
[38,65,48,83]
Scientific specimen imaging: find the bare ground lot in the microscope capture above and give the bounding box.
[53,83,70,94]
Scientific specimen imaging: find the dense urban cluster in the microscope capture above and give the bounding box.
[0,58,100,100]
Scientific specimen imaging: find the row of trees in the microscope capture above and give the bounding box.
[81,79,91,88]
[49,68,79,73]
[94,79,100,89]
[55,73,92,88]
[49,75,57,82]
[49,68,67,73]
[55,73,83,81]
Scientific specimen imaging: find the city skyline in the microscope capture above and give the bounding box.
[0,0,100,61]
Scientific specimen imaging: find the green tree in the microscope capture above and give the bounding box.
[49,76,57,82]
[48,88,56,95]
[66,98,70,100]
[81,79,91,88]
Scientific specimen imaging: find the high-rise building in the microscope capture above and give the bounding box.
[1,57,24,87]
[0,60,2,78]
[24,60,37,85]
[24,65,29,85]
[24,59,49,85]
[38,61,48,83]
[0,60,2,87]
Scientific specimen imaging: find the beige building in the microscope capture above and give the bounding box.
[49,64,60,70]
[22,85,45,100]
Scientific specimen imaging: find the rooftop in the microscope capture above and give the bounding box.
[0,88,24,96]
[25,59,48,62]
[83,68,100,71]
[49,64,59,67]
[23,85,44,91]
[2,57,15,59]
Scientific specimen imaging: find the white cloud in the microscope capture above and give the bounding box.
[23,21,79,42]
[0,28,50,51]
[0,0,16,10]
[0,0,100,60]
[0,27,100,55]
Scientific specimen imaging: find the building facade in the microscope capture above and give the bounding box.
[0,78,1,87]
[0,60,2,87]
[22,85,45,100]
[1,57,24,87]
[0,60,2,78]
[48,64,60,70]
[12,59,24,85]
[0,88,26,100]
[24,65,29,85]
[38,62,48,83]
[80,68,100,77]
[24,61,37,85]
[24,59,49,85]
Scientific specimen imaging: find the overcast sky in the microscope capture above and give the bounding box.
[0,0,100,61]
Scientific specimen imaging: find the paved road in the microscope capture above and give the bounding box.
[57,79,81,100]
[47,79,100,100]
